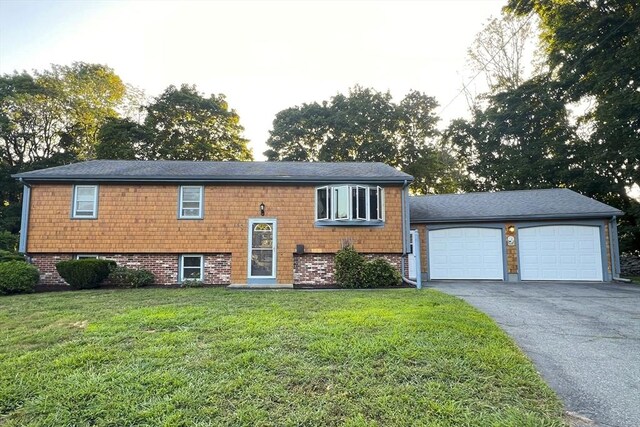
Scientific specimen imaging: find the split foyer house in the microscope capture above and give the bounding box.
[14,160,624,287]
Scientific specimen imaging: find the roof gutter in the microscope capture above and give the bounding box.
[410,211,625,223]
[17,178,31,254]
[400,180,420,288]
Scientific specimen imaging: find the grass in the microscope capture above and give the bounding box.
[627,276,640,284]
[0,288,565,426]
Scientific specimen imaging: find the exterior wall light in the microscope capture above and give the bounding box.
[507,225,516,233]
[260,202,265,216]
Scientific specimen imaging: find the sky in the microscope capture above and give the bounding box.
[0,0,507,160]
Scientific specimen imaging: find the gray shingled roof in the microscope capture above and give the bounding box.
[13,160,413,184]
[410,188,623,222]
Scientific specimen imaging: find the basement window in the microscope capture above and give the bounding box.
[180,255,204,281]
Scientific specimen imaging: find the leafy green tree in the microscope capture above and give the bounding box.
[265,86,463,194]
[96,118,149,160]
[446,77,575,191]
[143,85,252,161]
[36,62,126,159]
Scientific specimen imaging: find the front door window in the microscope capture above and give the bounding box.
[250,222,275,277]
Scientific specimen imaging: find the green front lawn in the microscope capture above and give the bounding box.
[0,289,564,426]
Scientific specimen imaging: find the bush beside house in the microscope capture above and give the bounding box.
[55,259,116,289]
[0,261,39,294]
[335,245,402,288]
[108,266,155,288]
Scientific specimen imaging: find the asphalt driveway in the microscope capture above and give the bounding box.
[428,281,640,427]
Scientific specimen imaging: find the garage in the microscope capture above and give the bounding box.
[428,227,504,280]
[519,225,603,281]
[410,189,623,283]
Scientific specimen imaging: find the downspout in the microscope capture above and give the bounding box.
[609,216,627,282]
[18,178,31,255]
[400,180,420,288]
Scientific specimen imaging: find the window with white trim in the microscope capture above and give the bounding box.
[315,185,385,223]
[180,255,204,281]
[179,186,203,219]
[72,185,98,218]
[75,254,100,260]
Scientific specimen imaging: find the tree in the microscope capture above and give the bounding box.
[445,77,575,191]
[36,62,126,159]
[467,13,541,93]
[95,117,149,160]
[265,86,463,194]
[143,85,252,161]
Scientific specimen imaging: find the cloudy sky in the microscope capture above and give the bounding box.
[0,0,506,159]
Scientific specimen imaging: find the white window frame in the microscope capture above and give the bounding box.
[314,184,385,223]
[75,254,100,260]
[72,185,98,219]
[333,185,350,220]
[179,255,204,282]
[178,186,204,219]
[315,186,330,221]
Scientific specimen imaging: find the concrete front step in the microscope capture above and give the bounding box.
[227,283,294,289]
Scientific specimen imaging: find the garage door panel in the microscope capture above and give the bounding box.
[519,225,603,281]
[428,228,504,280]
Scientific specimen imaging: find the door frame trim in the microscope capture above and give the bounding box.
[247,218,278,281]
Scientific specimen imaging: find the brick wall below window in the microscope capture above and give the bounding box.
[30,253,231,286]
[293,253,403,286]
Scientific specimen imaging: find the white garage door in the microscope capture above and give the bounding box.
[428,228,504,280]
[519,225,603,281]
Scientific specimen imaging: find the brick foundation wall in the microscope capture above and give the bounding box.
[30,253,231,286]
[293,253,402,286]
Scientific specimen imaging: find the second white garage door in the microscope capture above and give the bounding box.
[519,225,603,281]
[428,228,504,280]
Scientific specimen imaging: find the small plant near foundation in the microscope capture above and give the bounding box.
[0,249,26,263]
[362,258,402,287]
[180,279,204,288]
[109,267,155,288]
[0,261,39,294]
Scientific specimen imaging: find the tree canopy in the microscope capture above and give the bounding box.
[265,86,463,194]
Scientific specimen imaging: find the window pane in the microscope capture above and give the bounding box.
[183,267,202,279]
[182,208,200,217]
[182,187,201,202]
[357,187,367,219]
[183,256,202,268]
[182,201,200,209]
[76,201,94,212]
[252,224,273,248]
[334,186,349,219]
[316,187,328,220]
[369,188,379,220]
[251,249,273,276]
[76,187,95,200]
[351,187,358,219]
[378,187,384,220]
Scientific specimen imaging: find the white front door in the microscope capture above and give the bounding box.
[519,225,603,281]
[428,227,504,280]
[248,219,277,280]
[408,230,418,280]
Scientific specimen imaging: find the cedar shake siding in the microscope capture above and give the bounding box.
[26,183,404,285]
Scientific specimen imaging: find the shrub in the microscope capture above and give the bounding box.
[0,231,18,252]
[180,279,204,288]
[109,266,155,288]
[0,249,26,263]
[335,245,365,288]
[362,258,402,287]
[55,259,116,289]
[0,261,39,295]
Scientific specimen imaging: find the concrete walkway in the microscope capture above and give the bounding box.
[428,281,640,427]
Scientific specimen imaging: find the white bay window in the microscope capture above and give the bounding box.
[315,185,385,223]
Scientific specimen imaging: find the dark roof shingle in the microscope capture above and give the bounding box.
[13,160,413,184]
[410,188,623,222]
